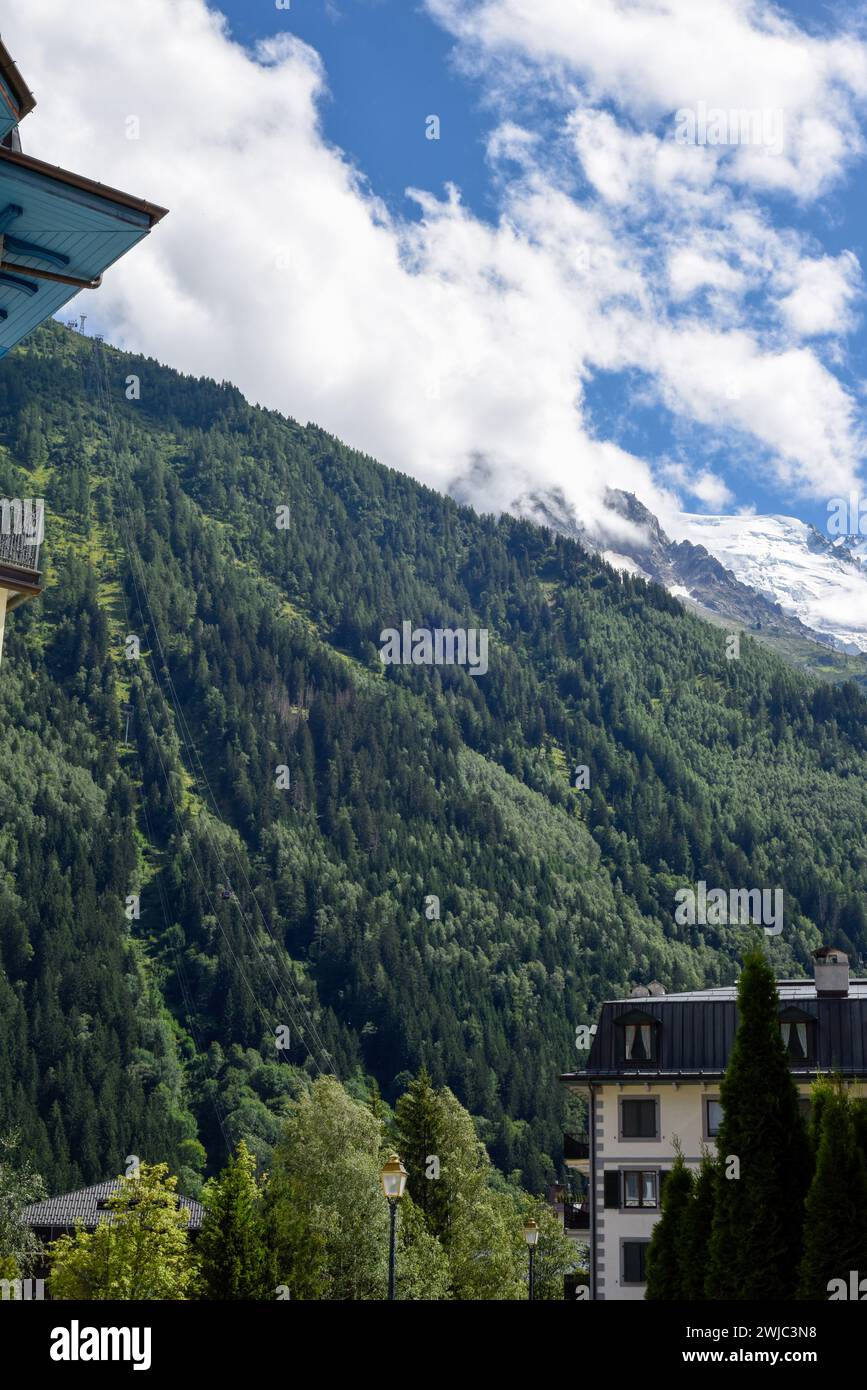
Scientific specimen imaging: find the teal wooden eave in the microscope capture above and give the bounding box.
[0,37,35,141]
[0,146,167,358]
[0,79,20,141]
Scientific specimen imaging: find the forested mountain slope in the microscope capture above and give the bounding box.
[1,322,866,1193]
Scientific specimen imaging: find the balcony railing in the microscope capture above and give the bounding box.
[564,1133,589,1162]
[0,498,43,573]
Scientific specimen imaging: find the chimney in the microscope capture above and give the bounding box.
[812,947,849,998]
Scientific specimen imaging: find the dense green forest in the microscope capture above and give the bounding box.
[0,321,866,1195]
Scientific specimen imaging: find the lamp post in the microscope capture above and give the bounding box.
[524,1218,540,1301]
[380,1153,408,1301]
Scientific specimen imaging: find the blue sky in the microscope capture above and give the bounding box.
[9,0,867,551]
[217,0,494,221]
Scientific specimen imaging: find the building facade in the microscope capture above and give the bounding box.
[561,948,867,1300]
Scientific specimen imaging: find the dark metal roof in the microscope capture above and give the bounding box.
[21,1180,204,1233]
[562,980,867,1083]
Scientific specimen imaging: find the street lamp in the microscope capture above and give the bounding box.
[524,1218,540,1301]
[380,1153,408,1301]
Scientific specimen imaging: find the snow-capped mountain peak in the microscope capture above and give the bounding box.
[672,513,867,654]
[514,487,867,660]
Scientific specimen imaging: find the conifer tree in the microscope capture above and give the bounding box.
[705,951,810,1300]
[848,1097,867,1165]
[394,1067,449,1237]
[680,1152,717,1301]
[196,1141,270,1300]
[797,1084,867,1300]
[645,1152,694,1300]
[806,1078,833,1162]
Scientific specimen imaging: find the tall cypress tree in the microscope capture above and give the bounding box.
[681,1152,718,1301]
[645,1152,694,1300]
[806,1078,833,1162]
[797,1084,867,1300]
[849,1098,867,1166]
[705,951,810,1300]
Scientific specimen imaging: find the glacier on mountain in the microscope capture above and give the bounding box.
[673,513,867,654]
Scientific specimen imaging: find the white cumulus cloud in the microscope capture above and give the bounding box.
[2,0,864,538]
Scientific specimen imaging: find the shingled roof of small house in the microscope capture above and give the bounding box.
[21,1179,204,1233]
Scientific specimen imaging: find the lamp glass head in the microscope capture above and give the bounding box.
[381,1153,408,1200]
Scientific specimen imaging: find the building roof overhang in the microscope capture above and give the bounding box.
[0,38,36,139]
[0,145,168,225]
[0,563,41,606]
[0,146,168,358]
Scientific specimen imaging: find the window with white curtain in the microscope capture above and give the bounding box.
[623,1170,658,1208]
[623,1023,653,1061]
[780,1019,812,1061]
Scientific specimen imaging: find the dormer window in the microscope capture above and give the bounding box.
[626,1023,651,1061]
[779,1007,815,1064]
[616,1010,659,1065]
[781,1022,810,1061]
